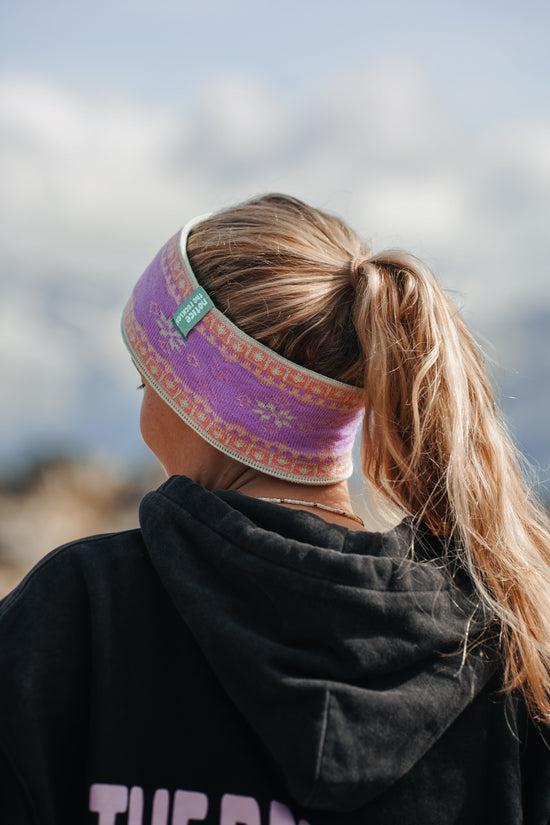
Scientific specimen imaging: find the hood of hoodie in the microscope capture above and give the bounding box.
[139,475,495,812]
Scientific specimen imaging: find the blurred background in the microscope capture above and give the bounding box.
[1,0,549,594]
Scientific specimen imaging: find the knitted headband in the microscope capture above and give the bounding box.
[121,216,364,483]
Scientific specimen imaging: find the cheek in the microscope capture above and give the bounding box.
[139,387,164,454]
[139,387,186,473]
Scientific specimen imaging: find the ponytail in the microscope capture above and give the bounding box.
[353,250,550,721]
[189,192,550,722]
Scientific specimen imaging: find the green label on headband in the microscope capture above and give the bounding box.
[173,287,214,339]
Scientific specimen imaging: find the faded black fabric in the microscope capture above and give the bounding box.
[142,478,494,811]
[0,474,549,824]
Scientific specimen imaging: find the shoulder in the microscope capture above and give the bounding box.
[0,530,146,823]
[0,529,152,681]
[0,528,151,737]
[0,528,146,617]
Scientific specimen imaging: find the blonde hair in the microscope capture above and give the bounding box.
[187,193,550,722]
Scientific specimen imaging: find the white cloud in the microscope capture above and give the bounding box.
[193,74,291,160]
[0,77,187,286]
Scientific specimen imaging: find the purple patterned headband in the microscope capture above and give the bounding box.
[121,216,364,484]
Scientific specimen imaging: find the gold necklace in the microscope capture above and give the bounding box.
[258,497,365,527]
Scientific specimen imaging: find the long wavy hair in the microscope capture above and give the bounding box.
[187,193,550,722]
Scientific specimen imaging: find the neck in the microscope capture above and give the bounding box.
[223,472,363,530]
[234,474,352,507]
[151,414,362,529]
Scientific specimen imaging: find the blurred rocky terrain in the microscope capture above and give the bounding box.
[0,457,164,598]
[1,453,547,601]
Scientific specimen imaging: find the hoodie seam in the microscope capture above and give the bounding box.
[154,488,455,595]
[308,688,331,809]
[0,530,143,616]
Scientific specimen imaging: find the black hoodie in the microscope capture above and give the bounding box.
[1,475,549,824]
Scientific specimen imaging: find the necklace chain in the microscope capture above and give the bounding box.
[258,497,364,527]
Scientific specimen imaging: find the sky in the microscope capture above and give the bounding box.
[0,0,549,487]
